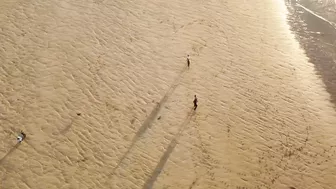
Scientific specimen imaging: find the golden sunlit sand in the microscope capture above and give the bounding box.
[1,0,336,189]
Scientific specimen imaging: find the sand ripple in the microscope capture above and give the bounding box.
[1,0,336,189]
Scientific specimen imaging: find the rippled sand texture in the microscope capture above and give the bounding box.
[1,0,336,188]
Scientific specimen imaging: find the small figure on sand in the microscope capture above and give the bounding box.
[17,131,26,143]
[193,95,198,110]
[187,55,190,68]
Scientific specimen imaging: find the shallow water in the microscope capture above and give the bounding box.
[1,0,336,189]
[286,0,336,107]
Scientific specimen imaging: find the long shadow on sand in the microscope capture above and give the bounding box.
[142,109,195,189]
[0,143,20,165]
[59,113,81,135]
[60,120,74,135]
[109,67,188,175]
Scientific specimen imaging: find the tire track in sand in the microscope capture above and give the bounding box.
[108,66,188,176]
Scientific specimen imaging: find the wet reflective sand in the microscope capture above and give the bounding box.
[1,0,336,189]
[287,0,336,107]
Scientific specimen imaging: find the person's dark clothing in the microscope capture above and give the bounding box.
[193,97,198,110]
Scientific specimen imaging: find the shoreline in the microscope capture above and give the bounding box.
[286,0,336,108]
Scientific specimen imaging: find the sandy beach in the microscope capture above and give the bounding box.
[1,0,336,188]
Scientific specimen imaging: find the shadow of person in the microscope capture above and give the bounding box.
[142,109,195,189]
[106,68,189,178]
[0,142,21,165]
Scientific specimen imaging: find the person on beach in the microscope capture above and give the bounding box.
[193,95,198,110]
[17,131,26,143]
[187,55,190,68]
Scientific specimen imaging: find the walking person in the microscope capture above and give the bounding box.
[17,131,26,143]
[187,55,190,68]
[193,95,198,110]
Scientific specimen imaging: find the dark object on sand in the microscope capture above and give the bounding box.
[187,55,190,68]
[157,116,161,120]
[17,131,26,143]
[193,95,198,110]
[77,113,81,116]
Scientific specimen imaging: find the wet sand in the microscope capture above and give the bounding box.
[298,0,336,23]
[286,0,336,107]
[1,0,336,189]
